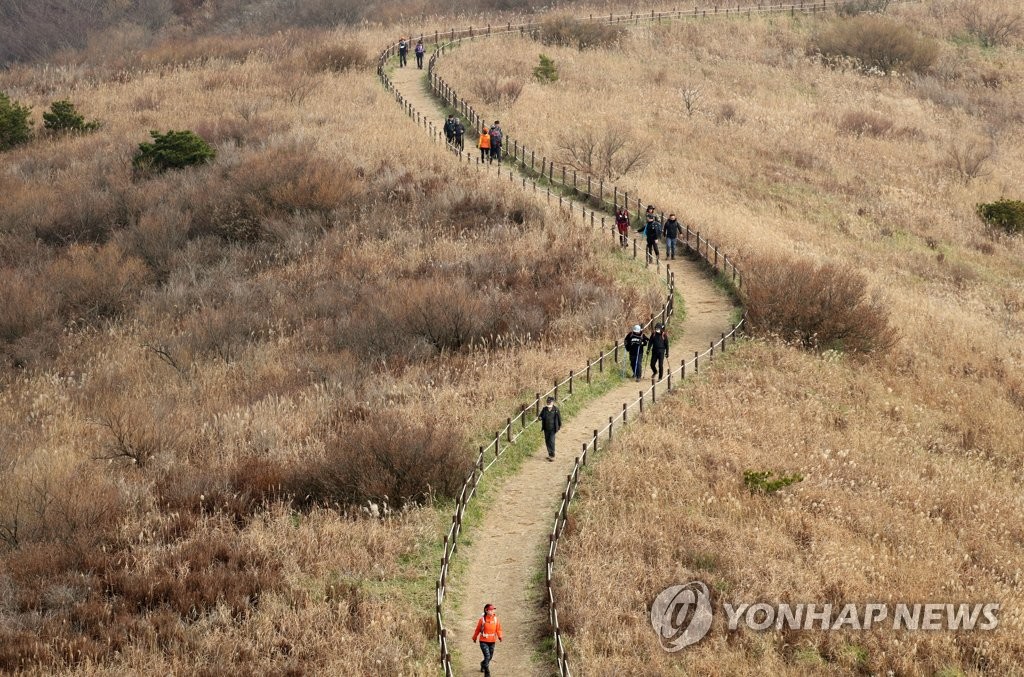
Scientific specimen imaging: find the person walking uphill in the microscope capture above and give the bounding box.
[625,324,649,382]
[488,120,503,163]
[473,603,503,677]
[663,213,681,260]
[643,213,661,263]
[615,207,630,248]
[415,38,425,68]
[478,126,491,163]
[539,396,561,462]
[649,323,669,380]
[398,37,408,67]
[454,119,465,151]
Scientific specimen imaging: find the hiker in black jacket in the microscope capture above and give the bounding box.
[454,120,465,151]
[663,214,681,260]
[643,214,661,263]
[624,324,649,382]
[649,323,669,380]
[539,397,561,461]
[444,115,455,145]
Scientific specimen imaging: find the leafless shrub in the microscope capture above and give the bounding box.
[537,16,626,50]
[810,16,939,75]
[835,0,890,16]
[680,84,703,117]
[472,73,524,106]
[291,413,472,508]
[744,252,898,355]
[306,43,370,72]
[718,102,740,123]
[837,110,894,137]
[961,3,1022,47]
[943,135,994,183]
[555,124,648,181]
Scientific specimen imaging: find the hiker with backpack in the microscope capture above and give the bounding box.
[398,37,408,67]
[615,207,630,248]
[478,126,491,163]
[454,119,465,150]
[663,213,681,260]
[472,603,503,677]
[488,121,503,163]
[649,323,669,380]
[415,38,425,68]
[624,324,648,382]
[643,213,661,263]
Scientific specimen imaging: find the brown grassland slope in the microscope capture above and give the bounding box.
[439,2,1024,674]
[0,24,667,674]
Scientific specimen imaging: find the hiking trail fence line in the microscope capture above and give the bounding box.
[373,1,904,673]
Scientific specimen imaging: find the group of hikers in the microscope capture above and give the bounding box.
[616,204,684,262]
[443,117,505,163]
[472,320,668,674]
[397,36,426,69]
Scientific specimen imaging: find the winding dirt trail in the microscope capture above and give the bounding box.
[389,63,734,675]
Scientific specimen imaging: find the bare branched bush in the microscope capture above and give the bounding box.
[472,73,524,106]
[555,124,648,181]
[835,0,890,16]
[837,109,894,137]
[944,135,994,184]
[291,414,473,508]
[960,3,1023,47]
[744,253,897,354]
[809,16,939,74]
[537,16,626,50]
[307,43,370,72]
[680,84,703,117]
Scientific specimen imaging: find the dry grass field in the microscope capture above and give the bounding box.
[0,22,669,674]
[437,2,1024,674]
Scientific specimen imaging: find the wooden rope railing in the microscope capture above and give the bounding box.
[375,1,918,672]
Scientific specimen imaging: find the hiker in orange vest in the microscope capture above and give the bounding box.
[472,603,503,676]
[478,127,491,163]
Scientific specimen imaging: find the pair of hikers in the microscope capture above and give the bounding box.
[397,37,425,68]
[478,120,503,163]
[640,206,683,261]
[444,115,465,150]
[625,322,670,382]
[616,206,683,260]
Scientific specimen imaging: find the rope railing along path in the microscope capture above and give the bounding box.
[374,2,898,672]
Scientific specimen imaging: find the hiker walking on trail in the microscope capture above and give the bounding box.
[473,603,503,677]
[488,120,503,163]
[624,324,649,382]
[398,37,408,67]
[444,115,455,145]
[478,126,491,163]
[615,207,630,248]
[643,213,661,263]
[649,323,669,380]
[454,119,465,151]
[415,38,425,68]
[663,213,681,260]
[539,396,562,462]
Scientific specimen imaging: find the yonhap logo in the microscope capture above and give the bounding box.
[650,581,714,651]
[651,582,1001,652]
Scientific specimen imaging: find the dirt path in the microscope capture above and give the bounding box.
[389,60,735,676]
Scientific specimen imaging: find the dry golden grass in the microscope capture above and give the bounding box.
[435,3,1024,672]
[0,22,668,673]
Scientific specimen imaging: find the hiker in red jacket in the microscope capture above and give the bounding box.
[615,207,630,248]
[473,603,503,676]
